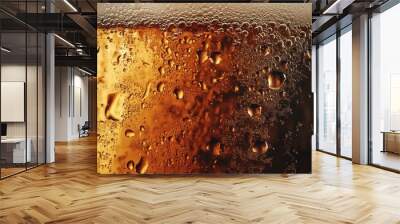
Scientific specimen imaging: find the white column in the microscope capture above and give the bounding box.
[55,67,73,141]
[46,32,55,163]
[352,14,369,164]
[312,45,317,150]
[45,1,56,163]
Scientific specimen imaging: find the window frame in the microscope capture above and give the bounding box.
[315,24,353,161]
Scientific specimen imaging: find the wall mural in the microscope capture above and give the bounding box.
[97,3,312,174]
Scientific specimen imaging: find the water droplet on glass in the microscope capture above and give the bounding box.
[251,140,269,154]
[267,71,286,90]
[211,53,222,65]
[105,93,123,121]
[159,67,165,75]
[247,104,262,117]
[200,82,208,90]
[174,88,184,100]
[168,60,175,68]
[157,82,165,92]
[280,61,289,71]
[304,50,311,61]
[212,142,222,156]
[200,51,208,63]
[136,157,149,174]
[142,82,151,99]
[125,129,135,137]
[127,160,135,171]
[166,47,172,55]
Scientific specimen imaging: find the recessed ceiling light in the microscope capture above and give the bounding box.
[77,67,93,76]
[1,47,11,53]
[54,34,75,48]
[323,0,355,15]
[63,0,78,12]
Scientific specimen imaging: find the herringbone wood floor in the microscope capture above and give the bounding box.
[1,136,400,224]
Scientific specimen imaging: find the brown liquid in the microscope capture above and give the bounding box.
[97,9,312,174]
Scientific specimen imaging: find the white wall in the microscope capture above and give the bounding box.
[55,67,89,141]
[1,64,26,138]
[1,64,41,137]
[72,73,89,138]
[1,63,46,163]
[55,66,70,141]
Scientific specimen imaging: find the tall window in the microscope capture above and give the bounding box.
[0,1,47,179]
[371,3,400,171]
[317,35,337,154]
[340,27,352,158]
[312,46,317,150]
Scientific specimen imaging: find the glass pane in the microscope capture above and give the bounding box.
[371,4,400,171]
[312,45,317,150]
[38,32,45,165]
[0,1,46,178]
[1,31,27,177]
[317,36,337,154]
[340,27,352,158]
[27,31,38,169]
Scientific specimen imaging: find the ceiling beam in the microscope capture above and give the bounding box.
[67,13,96,39]
[55,55,96,69]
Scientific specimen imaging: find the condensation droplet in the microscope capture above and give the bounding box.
[174,88,184,100]
[136,157,149,174]
[127,160,135,170]
[247,104,262,117]
[212,142,222,156]
[159,67,165,75]
[212,53,222,65]
[105,93,123,121]
[142,82,151,99]
[267,71,286,90]
[168,60,175,68]
[166,47,172,55]
[280,60,289,71]
[304,50,311,61]
[200,51,208,63]
[201,82,208,90]
[125,129,135,137]
[157,82,165,92]
[251,141,269,154]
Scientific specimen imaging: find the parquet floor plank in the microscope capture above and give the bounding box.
[0,136,399,223]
